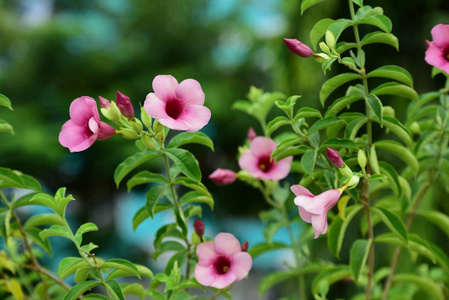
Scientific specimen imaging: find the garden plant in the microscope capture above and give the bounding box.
[1,0,449,299]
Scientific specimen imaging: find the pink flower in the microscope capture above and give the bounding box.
[194,218,205,237]
[59,96,116,152]
[209,169,237,185]
[283,38,314,58]
[116,90,135,119]
[326,147,344,168]
[144,75,211,132]
[425,24,449,73]
[195,233,252,289]
[238,137,293,181]
[291,185,343,239]
[247,127,257,141]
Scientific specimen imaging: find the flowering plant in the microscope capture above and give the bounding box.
[1,0,449,300]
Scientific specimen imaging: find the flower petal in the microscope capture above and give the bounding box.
[238,151,260,174]
[264,155,293,181]
[176,79,205,106]
[230,252,252,280]
[144,93,169,119]
[298,207,312,223]
[59,120,96,152]
[211,272,238,289]
[294,195,325,214]
[214,233,241,258]
[291,185,314,197]
[177,104,211,132]
[194,264,217,286]
[152,75,178,102]
[249,137,277,158]
[425,42,449,73]
[431,24,449,49]
[69,96,97,125]
[311,213,328,239]
[196,241,217,266]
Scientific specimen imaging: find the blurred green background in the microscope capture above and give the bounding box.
[0,0,449,287]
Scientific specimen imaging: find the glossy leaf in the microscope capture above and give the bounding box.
[106,265,153,281]
[40,225,73,242]
[344,116,368,140]
[58,257,86,278]
[167,131,214,151]
[366,94,383,125]
[179,191,214,210]
[132,206,150,230]
[367,65,413,87]
[101,259,140,278]
[122,283,146,300]
[173,177,208,194]
[74,223,99,246]
[321,138,358,149]
[350,239,372,283]
[145,184,167,219]
[328,19,353,42]
[308,116,345,134]
[371,82,418,101]
[372,207,408,244]
[23,213,64,229]
[301,0,326,14]
[361,32,399,50]
[74,266,94,283]
[392,274,444,300]
[114,150,161,187]
[0,120,14,135]
[248,242,288,259]
[310,18,335,49]
[381,117,413,148]
[259,271,299,298]
[294,107,323,120]
[166,148,201,182]
[325,95,364,116]
[301,149,317,177]
[266,116,291,136]
[358,15,392,33]
[63,281,101,300]
[320,73,361,106]
[416,210,449,238]
[374,140,418,175]
[378,161,401,197]
[0,94,12,110]
[126,171,168,191]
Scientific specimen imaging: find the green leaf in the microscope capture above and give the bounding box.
[294,107,322,120]
[366,95,383,125]
[361,32,399,50]
[114,150,161,187]
[179,191,214,210]
[0,94,12,110]
[58,257,86,278]
[263,221,285,244]
[101,259,140,278]
[80,294,107,300]
[183,205,202,220]
[320,73,361,106]
[328,19,353,42]
[378,161,401,197]
[372,207,408,243]
[74,266,94,283]
[266,116,291,136]
[132,206,150,231]
[352,0,363,6]
[174,176,208,194]
[328,205,363,258]
[350,239,372,283]
[126,171,168,191]
[39,225,73,242]
[416,210,449,238]
[74,222,99,246]
[344,116,368,140]
[145,184,168,219]
[167,132,214,151]
[63,281,101,300]
[25,227,52,255]
[153,241,186,260]
[106,265,153,281]
[0,168,23,188]
[24,214,64,229]
[122,283,146,300]
[259,271,299,298]
[165,148,201,182]
[301,0,326,14]
[358,15,392,33]
[248,242,288,259]
[5,278,23,300]
[367,65,413,87]
[374,140,419,175]
[310,19,335,49]
[275,95,301,118]
[308,116,345,134]
[312,266,352,298]
[0,120,14,135]
[301,149,317,177]
[392,274,444,300]
[371,82,418,101]
[381,117,413,148]
[105,281,124,300]
[321,138,358,150]
[325,95,364,116]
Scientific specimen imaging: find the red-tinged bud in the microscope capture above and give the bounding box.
[283,38,314,58]
[241,240,249,252]
[194,219,205,237]
[209,169,237,185]
[99,96,111,108]
[116,90,135,119]
[326,147,344,168]
[247,127,256,141]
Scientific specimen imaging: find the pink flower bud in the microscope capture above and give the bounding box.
[209,168,237,185]
[241,240,249,252]
[326,147,344,168]
[99,96,111,108]
[116,90,135,119]
[194,219,205,237]
[283,38,314,58]
[247,127,256,141]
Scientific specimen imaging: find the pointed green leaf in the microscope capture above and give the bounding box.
[173,177,208,194]
[366,95,383,125]
[74,266,94,284]
[328,19,353,41]
[325,95,364,116]
[39,225,73,241]
[24,214,64,229]
[301,149,317,177]
[361,32,399,50]
[392,274,444,300]
[145,184,167,219]
[259,271,300,299]
[320,73,361,106]
[0,94,12,110]
[416,210,449,238]
[106,265,153,281]
[367,65,413,86]
[179,191,214,210]
[132,206,150,231]
[374,140,418,175]
[301,0,326,14]
[358,15,392,33]
[308,116,345,134]
[167,132,214,151]
[380,117,413,148]
[0,168,23,188]
[350,239,372,283]
[312,266,352,298]
[310,18,336,49]
[378,161,401,196]
[294,107,322,120]
[63,281,102,300]
[165,148,201,182]
[0,120,14,135]
[371,82,418,101]
[122,283,146,300]
[266,116,291,136]
[114,150,161,187]
[344,116,368,140]
[101,259,140,278]
[126,171,167,191]
[74,222,99,246]
[372,207,408,243]
[248,242,288,259]
[321,138,358,149]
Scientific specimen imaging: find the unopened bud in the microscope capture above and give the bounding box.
[116,91,135,119]
[153,120,165,134]
[326,148,344,168]
[99,96,111,108]
[283,38,314,58]
[209,169,237,186]
[247,127,257,141]
[382,106,395,118]
[319,42,331,54]
[241,240,249,252]
[325,30,336,49]
[340,164,353,177]
[358,150,367,170]
[194,219,205,237]
[131,118,143,133]
[141,134,157,150]
[409,121,421,134]
[141,107,152,130]
[347,175,360,189]
[109,101,122,123]
[119,128,139,140]
[312,53,330,63]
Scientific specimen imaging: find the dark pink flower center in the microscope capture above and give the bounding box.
[214,256,231,275]
[444,47,449,61]
[165,98,184,119]
[258,156,273,173]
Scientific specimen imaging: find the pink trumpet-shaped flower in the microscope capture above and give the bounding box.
[425,24,449,73]
[195,233,252,289]
[144,75,211,132]
[59,96,115,152]
[209,168,237,185]
[238,136,293,181]
[291,185,345,239]
[283,38,314,58]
